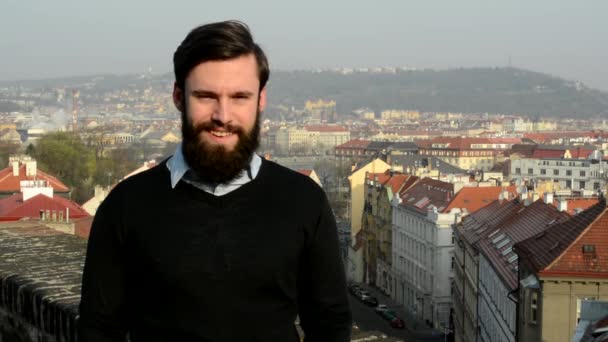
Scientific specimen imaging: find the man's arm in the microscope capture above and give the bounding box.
[78,192,129,342]
[298,192,352,342]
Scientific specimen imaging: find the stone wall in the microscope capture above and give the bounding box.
[0,221,86,342]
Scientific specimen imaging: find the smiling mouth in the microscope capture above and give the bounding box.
[209,131,234,137]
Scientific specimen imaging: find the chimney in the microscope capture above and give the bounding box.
[532,192,540,202]
[557,198,568,212]
[544,192,554,204]
[12,161,19,176]
[25,161,37,177]
[66,208,70,223]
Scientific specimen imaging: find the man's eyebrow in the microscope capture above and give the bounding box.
[191,90,218,97]
[232,91,255,97]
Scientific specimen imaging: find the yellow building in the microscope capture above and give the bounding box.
[304,99,337,122]
[347,158,390,282]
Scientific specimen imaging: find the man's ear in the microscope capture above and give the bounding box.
[258,87,267,112]
[173,82,184,113]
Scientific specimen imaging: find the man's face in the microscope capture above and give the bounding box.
[173,54,266,183]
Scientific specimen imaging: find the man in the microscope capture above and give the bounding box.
[78,20,352,341]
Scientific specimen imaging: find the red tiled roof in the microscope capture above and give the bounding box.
[0,193,89,221]
[336,139,371,149]
[386,174,414,194]
[305,125,348,133]
[531,149,565,159]
[540,202,608,277]
[515,200,607,277]
[478,200,571,290]
[399,178,454,214]
[552,198,599,216]
[446,186,517,213]
[0,165,69,193]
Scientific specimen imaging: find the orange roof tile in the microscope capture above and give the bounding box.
[515,200,607,277]
[542,203,608,277]
[552,198,599,216]
[446,186,518,213]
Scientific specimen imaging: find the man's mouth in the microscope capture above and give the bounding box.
[209,130,234,137]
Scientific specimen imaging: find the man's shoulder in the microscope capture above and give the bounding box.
[111,159,171,195]
[260,159,324,195]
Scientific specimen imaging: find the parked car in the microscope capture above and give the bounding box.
[375,304,389,314]
[390,317,405,329]
[349,285,361,296]
[357,290,371,300]
[362,295,378,306]
[380,309,397,321]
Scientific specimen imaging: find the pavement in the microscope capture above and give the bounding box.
[350,282,447,341]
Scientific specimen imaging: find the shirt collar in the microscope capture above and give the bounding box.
[166,143,262,189]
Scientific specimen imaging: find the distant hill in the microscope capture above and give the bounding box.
[2,67,607,119]
[266,67,608,119]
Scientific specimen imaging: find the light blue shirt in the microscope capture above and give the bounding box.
[166,143,262,196]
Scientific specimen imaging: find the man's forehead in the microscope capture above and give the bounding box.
[185,55,260,90]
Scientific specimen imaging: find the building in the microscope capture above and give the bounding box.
[361,171,418,289]
[346,158,391,282]
[417,137,521,171]
[510,155,608,193]
[476,197,570,342]
[0,156,70,199]
[391,178,456,329]
[304,99,337,122]
[514,200,608,342]
[452,196,525,342]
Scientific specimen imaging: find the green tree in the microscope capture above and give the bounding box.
[32,132,96,203]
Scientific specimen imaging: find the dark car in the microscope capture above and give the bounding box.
[362,295,378,306]
[390,317,405,329]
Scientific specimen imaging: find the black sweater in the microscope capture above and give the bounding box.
[78,159,352,342]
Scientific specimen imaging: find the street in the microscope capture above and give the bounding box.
[349,286,445,342]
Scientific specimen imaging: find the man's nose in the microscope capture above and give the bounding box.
[211,98,231,123]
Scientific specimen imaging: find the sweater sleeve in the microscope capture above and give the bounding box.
[78,190,129,342]
[298,192,352,342]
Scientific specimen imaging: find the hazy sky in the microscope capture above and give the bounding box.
[1,0,607,90]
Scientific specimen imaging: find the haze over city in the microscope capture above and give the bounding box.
[1,0,607,91]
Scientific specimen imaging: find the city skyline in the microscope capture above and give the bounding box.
[1,0,607,91]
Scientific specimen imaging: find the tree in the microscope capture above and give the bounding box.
[31,132,96,203]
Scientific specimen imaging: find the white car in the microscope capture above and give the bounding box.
[375,304,389,313]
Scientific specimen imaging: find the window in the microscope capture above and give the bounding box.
[566,180,572,188]
[530,292,538,324]
[594,182,600,190]
[580,170,586,177]
[451,256,455,270]
[540,169,546,175]
[553,169,559,176]
[566,170,572,176]
[580,181,586,189]
[528,168,533,175]
[516,168,521,174]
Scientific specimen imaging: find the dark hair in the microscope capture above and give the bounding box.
[173,20,269,91]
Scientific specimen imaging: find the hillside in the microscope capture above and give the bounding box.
[266,67,608,118]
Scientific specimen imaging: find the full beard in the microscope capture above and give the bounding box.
[181,111,260,185]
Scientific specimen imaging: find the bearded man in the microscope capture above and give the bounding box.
[78,20,352,342]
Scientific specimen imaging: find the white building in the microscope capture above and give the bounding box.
[391,178,458,329]
[510,156,608,193]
